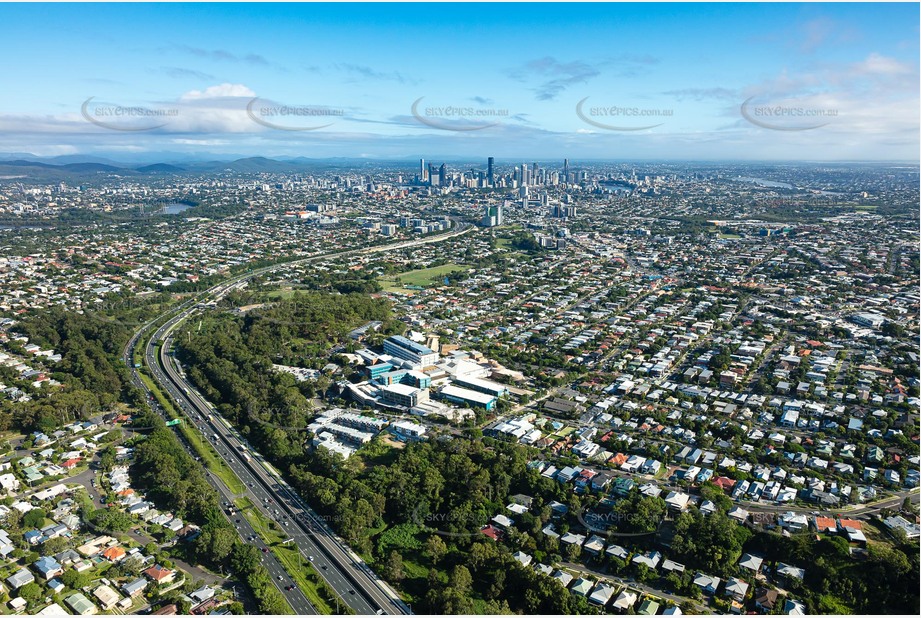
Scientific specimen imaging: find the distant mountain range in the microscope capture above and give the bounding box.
[183,156,306,173]
[0,154,437,179]
[135,163,187,174]
[0,155,910,182]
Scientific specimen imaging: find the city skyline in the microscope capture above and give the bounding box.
[0,2,918,161]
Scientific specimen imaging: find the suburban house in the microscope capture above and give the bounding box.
[6,568,35,590]
[64,592,97,616]
[612,590,638,613]
[755,587,779,613]
[724,577,749,602]
[33,556,63,580]
[143,564,176,585]
[121,578,148,598]
[738,553,764,573]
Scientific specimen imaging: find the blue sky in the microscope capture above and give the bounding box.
[0,2,917,161]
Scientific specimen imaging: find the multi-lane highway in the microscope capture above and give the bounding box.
[124,355,316,612]
[124,221,471,613]
[122,313,317,614]
[150,319,405,615]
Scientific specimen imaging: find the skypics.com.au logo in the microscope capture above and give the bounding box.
[79,295,169,328]
[740,94,838,131]
[576,97,672,131]
[81,97,180,132]
[246,97,344,131]
[576,506,664,538]
[411,97,509,131]
[409,495,502,539]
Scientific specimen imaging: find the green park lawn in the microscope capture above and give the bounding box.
[379,264,471,291]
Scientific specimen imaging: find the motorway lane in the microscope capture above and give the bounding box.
[152,324,400,615]
[210,474,318,614]
[142,328,323,614]
[124,336,316,614]
[126,316,319,613]
[149,301,407,614]
[126,405,314,608]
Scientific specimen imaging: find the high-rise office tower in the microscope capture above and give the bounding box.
[420,158,427,183]
[481,202,504,227]
[487,157,494,185]
[439,163,447,187]
[563,158,569,181]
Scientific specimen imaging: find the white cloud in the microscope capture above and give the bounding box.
[180,83,256,100]
[171,138,234,146]
[851,53,914,78]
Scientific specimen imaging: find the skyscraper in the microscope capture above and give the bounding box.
[420,158,427,183]
[563,158,569,181]
[487,157,494,186]
[439,163,447,187]
[481,202,503,227]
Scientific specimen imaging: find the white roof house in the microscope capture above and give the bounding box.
[588,582,617,606]
[738,553,764,572]
[612,590,638,612]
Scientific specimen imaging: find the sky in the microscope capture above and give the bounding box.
[0,2,918,162]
